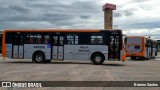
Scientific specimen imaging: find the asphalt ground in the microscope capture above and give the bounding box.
[0,54,160,90]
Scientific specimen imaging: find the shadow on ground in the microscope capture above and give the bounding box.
[2,60,125,66]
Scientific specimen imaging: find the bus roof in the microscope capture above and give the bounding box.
[3,29,121,33]
[126,36,146,38]
[127,36,156,41]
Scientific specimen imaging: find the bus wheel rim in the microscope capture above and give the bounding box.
[95,56,101,62]
[36,54,43,62]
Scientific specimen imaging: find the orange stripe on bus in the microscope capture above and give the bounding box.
[3,29,102,33]
[2,31,6,59]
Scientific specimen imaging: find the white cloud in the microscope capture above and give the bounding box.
[123,28,160,40]
[0,0,159,40]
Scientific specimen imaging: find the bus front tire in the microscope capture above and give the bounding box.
[32,52,45,63]
[91,53,105,65]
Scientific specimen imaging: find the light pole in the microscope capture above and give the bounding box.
[114,25,118,29]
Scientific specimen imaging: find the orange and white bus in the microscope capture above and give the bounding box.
[2,29,126,64]
[125,36,158,60]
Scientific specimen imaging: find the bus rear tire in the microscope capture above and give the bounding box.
[91,53,104,65]
[32,52,45,63]
[130,56,136,60]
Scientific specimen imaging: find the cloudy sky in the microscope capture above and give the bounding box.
[0,0,160,39]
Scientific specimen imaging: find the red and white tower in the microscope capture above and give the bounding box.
[103,3,116,29]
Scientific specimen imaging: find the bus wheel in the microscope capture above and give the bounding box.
[91,53,104,65]
[33,52,45,63]
[130,56,136,60]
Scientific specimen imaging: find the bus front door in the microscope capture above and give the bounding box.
[12,34,24,59]
[108,35,120,60]
[52,35,64,60]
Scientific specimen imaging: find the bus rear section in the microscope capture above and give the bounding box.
[2,29,126,65]
[125,36,158,60]
[125,36,145,60]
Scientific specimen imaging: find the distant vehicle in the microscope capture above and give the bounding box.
[125,36,158,60]
[2,29,126,64]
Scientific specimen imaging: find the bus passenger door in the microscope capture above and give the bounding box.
[12,34,24,59]
[108,35,120,60]
[52,35,64,60]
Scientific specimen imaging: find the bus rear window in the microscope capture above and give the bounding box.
[127,37,142,44]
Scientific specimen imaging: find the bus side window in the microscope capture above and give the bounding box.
[33,35,36,44]
[37,38,41,44]
[66,34,78,45]
[30,35,34,44]
[44,35,50,44]
[37,35,42,44]
[13,35,18,44]
[52,36,58,45]
[19,36,23,45]
[59,36,64,45]
[67,35,74,44]
[91,36,103,44]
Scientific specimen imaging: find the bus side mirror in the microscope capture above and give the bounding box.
[124,37,127,44]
